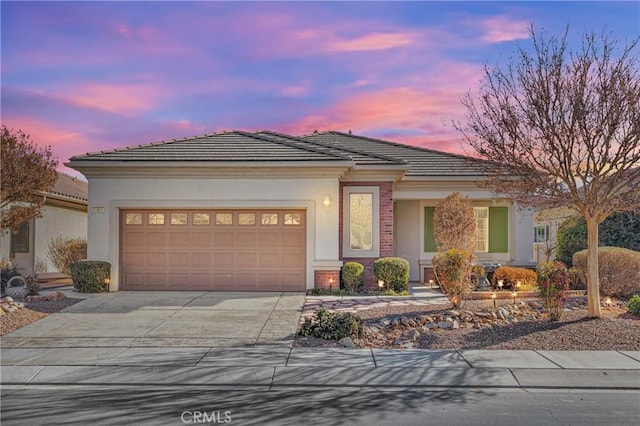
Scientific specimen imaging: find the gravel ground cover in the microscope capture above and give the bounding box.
[0,298,83,336]
[295,297,640,351]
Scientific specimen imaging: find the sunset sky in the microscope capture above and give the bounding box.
[2,1,639,178]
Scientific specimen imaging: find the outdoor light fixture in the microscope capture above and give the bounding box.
[428,279,434,289]
[378,280,384,293]
[512,291,517,304]
[329,277,334,292]
[491,292,497,308]
[516,280,522,290]
[605,297,612,308]
[104,278,110,285]
[497,280,504,290]
[322,195,331,209]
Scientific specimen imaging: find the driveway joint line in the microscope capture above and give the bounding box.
[534,349,565,369]
[617,350,640,364]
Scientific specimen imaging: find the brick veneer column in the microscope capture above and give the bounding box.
[314,270,341,290]
[339,181,394,290]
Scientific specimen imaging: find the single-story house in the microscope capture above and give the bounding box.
[0,172,88,274]
[67,130,534,292]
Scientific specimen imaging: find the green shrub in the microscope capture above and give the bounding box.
[556,210,640,266]
[48,237,87,276]
[299,307,363,340]
[492,266,537,291]
[573,247,640,298]
[70,261,110,293]
[626,295,640,316]
[537,261,570,321]
[556,217,587,266]
[373,257,410,293]
[433,248,474,308]
[341,262,364,293]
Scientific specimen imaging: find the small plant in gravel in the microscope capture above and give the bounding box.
[626,295,640,316]
[299,307,363,340]
[537,261,570,321]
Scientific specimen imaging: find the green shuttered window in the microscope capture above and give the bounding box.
[423,206,509,253]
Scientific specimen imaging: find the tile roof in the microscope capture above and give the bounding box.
[302,131,484,177]
[69,131,350,163]
[47,172,88,202]
[255,131,406,167]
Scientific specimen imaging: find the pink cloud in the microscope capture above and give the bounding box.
[327,32,418,52]
[479,16,530,43]
[57,83,164,115]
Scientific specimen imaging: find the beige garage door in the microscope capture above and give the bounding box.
[120,209,306,291]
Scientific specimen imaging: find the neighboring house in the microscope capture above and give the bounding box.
[532,206,578,263]
[0,172,88,274]
[67,130,534,292]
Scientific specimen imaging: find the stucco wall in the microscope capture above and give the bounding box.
[35,205,87,272]
[393,200,420,281]
[86,177,341,291]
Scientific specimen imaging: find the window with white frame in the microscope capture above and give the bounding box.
[534,225,549,243]
[343,186,380,257]
[474,207,489,252]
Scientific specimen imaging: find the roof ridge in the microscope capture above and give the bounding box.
[236,130,351,161]
[263,130,406,165]
[314,130,478,162]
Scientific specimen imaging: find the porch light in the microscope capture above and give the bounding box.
[322,195,331,209]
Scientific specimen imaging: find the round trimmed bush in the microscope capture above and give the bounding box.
[573,247,640,298]
[373,257,410,293]
[341,262,364,293]
[70,261,111,293]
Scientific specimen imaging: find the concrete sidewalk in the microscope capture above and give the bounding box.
[2,348,638,390]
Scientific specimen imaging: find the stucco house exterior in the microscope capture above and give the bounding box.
[532,206,578,263]
[0,172,88,274]
[67,130,534,292]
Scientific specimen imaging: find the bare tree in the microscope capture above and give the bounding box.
[1,126,58,233]
[457,26,640,318]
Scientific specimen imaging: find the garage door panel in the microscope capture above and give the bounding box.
[214,253,234,268]
[146,232,167,246]
[283,253,304,268]
[169,232,191,247]
[121,209,305,291]
[192,233,212,247]
[260,253,280,268]
[169,253,190,267]
[146,253,166,266]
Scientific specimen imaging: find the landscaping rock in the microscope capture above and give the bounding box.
[438,321,452,329]
[405,329,420,341]
[339,337,356,348]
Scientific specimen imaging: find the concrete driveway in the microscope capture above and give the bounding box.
[1,291,305,351]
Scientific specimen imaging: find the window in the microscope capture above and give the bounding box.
[148,213,165,225]
[424,205,509,254]
[125,213,142,225]
[10,222,29,253]
[215,213,233,225]
[474,207,489,252]
[534,225,549,243]
[170,213,188,225]
[350,194,373,250]
[284,213,301,225]
[343,186,380,257]
[193,213,210,225]
[238,213,255,225]
[261,213,278,225]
